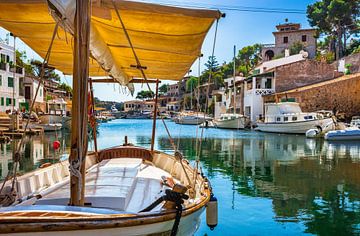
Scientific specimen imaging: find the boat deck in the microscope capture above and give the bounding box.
[36,158,173,213]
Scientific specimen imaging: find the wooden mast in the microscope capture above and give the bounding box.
[89,78,98,155]
[69,0,91,206]
[233,45,236,114]
[150,79,159,152]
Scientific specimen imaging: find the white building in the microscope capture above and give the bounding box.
[24,75,45,112]
[0,42,25,112]
[213,76,244,119]
[244,53,307,123]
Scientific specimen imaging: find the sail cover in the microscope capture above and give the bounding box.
[0,0,221,88]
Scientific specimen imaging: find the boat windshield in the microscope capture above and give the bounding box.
[278,104,302,114]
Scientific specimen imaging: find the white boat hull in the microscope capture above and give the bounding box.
[214,117,249,129]
[256,118,334,134]
[175,117,206,125]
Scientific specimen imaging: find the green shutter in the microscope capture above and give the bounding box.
[8,77,14,88]
[0,75,2,86]
[0,97,3,106]
[13,98,15,106]
[6,98,10,106]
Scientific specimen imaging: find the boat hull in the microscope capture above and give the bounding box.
[175,117,206,125]
[3,207,204,236]
[325,129,360,141]
[214,117,249,129]
[256,118,333,134]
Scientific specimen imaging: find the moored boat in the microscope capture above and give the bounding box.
[256,102,334,134]
[325,128,360,141]
[0,0,221,235]
[213,113,250,129]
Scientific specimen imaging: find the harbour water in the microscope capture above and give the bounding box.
[1,119,360,235]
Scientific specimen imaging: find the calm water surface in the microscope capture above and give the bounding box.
[1,119,360,235]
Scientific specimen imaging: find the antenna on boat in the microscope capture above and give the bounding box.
[150,79,159,152]
[233,45,236,115]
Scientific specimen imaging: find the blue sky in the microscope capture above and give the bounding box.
[0,0,316,102]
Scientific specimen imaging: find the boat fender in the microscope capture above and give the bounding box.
[53,140,61,150]
[206,193,218,230]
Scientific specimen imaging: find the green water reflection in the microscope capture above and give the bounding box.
[0,119,360,235]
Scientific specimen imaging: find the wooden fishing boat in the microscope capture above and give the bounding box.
[0,0,222,235]
[0,146,211,235]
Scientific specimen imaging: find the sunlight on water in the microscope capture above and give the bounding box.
[1,119,360,235]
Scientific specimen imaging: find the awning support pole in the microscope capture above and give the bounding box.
[150,79,159,152]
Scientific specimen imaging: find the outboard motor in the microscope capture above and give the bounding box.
[206,193,218,230]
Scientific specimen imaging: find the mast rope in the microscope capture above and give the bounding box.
[0,22,59,206]
[112,1,194,188]
[194,19,219,189]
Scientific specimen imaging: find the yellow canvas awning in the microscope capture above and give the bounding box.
[0,0,221,85]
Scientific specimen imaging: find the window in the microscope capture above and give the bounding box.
[283,36,288,43]
[6,55,10,63]
[302,35,307,42]
[292,117,298,121]
[0,54,5,62]
[6,98,11,106]
[304,115,313,120]
[0,97,3,106]
[8,77,14,87]
[276,117,281,122]
[284,117,288,122]
[0,75,2,86]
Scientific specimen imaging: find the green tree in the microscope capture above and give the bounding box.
[58,82,72,94]
[307,0,360,59]
[158,83,168,95]
[237,44,262,76]
[289,42,305,55]
[186,76,199,92]
[136,90,154,100]
[30,59,61,82]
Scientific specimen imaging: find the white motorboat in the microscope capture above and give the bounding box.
[175,113,210,125]
[256,102,334,134]
[213,113,250,129]
[39,123,63,132]
[325,128,360,141]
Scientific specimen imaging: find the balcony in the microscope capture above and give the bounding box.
[246,89,275,96]
[255,89,275,96]
[262,44,276,48]
[10,66,24,74]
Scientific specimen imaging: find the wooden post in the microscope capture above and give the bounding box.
[89,78,98,155]
[150,79,159,152]
[69,0,91,206]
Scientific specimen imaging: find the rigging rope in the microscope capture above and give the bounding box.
[112,1,194,187]
[0,22,59,206]
[194,19,219,187]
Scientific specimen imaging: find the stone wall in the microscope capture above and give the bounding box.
[267,74,360,120]
[274,60,342,93]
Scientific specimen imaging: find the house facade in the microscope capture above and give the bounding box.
[262,22,316,61]
[24,75,45,112]
[0,42,25,112]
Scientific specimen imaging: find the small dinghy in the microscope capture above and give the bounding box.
[325,128,360,141]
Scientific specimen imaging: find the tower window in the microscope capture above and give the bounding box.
[283,36,288,43]
[302,35,307,42]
